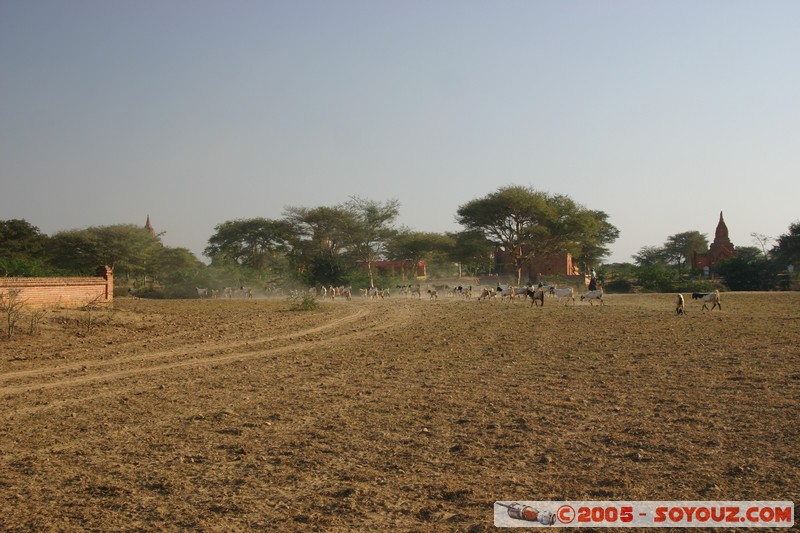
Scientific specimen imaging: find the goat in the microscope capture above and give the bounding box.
[211,289,219,299]
[675,293,685,315]
[553,287,575,305]
[495,285,517,302]
[477,287,495,303]
[701,290,721,311]
[368,287,388,300]
[580,289,604,306]
[510,286,530,299]
[223,287,234,299]
[196,287,208,298]
[537,283,557,297]
[527,288,545,307]
[427,288,438,300]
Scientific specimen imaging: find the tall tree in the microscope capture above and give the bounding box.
[448,230,494,277]
[662,231,708,276]
[47,230,100,275]
[456,186,618,284]
[386,231,454,280]
[457,186,551,284]
[283,205,358,283]
[150,247,206,283]
[283,205,355,256]
[48,224,161,279]
[632,246,667,267]
[750,232,773,259]
[716,247,774,291]
[90,224,163,278]
[0,219,54,276]
[204,218,294,274]
[342,197,400,288]
[770,221,800,269]
[570,209,620,273]
[0,219,49,261]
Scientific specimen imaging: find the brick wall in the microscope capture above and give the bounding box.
[0,266,113,309]
[529,254,580,277]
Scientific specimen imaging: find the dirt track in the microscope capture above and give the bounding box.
[1,292,798,531]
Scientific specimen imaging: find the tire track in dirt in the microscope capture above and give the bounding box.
[0,302,413,416]
[0,306,370,387]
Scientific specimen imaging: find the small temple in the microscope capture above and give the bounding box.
[145,215,156,236]
[692,211,737,272]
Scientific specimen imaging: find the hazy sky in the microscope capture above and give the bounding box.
[2,1,798,264]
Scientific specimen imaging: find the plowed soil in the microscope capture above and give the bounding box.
[1,292,798,531]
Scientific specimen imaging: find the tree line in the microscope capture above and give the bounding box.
[1,186,619,295]
[2,185,797,294]
[602,224,800,292]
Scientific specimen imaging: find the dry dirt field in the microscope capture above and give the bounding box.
[1,291,798,531]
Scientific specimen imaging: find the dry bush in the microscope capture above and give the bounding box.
[27,308,48,336]
[0,289,26,339]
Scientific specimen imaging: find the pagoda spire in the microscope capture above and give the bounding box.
[714,211,730,244]
[145,215,156,236]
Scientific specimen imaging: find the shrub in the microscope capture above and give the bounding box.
[604,277,633,294]
[287,291,319,312]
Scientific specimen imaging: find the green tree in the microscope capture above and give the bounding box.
[283,205,358,284]
[632,246,668,267]
[448,230,494,277]
[0,219,49,261]
[284,205,356,256]
[770,221,800,270]
[570,209,620,273]
[386,231,454,281]
[342,197,400,288]
[634,263,676,293]
[662,231,708,277]
[91,224,162,280]
[457,187,549,284]
[716,247,775,291]
[769,222,800,289]
[456,186,618,285]
[0,219,57,276]
[308,252,353,287]
[150,247,206,283]
[204,218,294,277]
[47,230,100,274]
[48,224,163,281]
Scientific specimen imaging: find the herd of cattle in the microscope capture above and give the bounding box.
[193,283,723,313]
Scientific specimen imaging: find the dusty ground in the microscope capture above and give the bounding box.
[0,291,798,531]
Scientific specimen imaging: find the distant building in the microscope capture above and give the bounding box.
[145,215,156,236]
[692,211,737,272]
[356,260,427,280]
[493,247,588,285]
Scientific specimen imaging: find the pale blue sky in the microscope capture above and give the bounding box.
[2,1,798,264]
